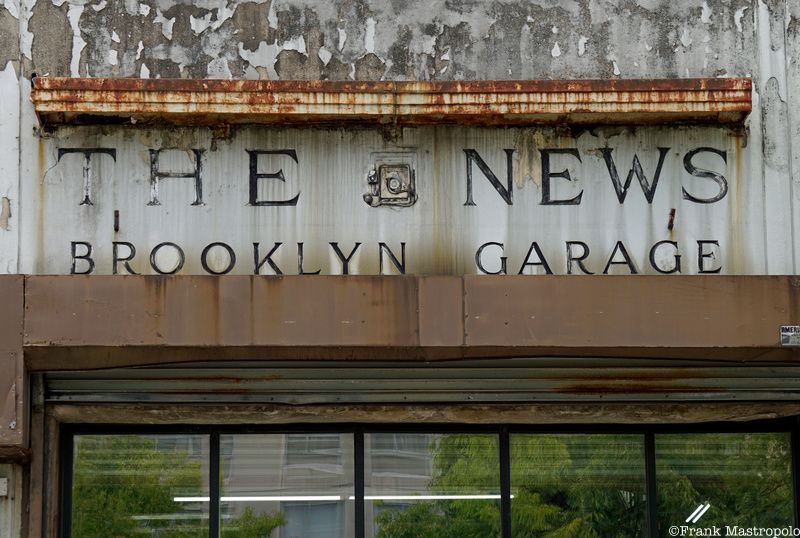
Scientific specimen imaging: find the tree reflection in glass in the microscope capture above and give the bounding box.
[655,433,792,536]
[71,435,210,538]
[367,433,501,538]
[510,434,647,538]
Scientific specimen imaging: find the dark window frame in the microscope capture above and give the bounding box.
[60,418,800,538]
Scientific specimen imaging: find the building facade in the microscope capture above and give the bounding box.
[1,0,800,536]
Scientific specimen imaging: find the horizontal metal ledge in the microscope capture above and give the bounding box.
[45,364,800,404]
[31,77,752,127]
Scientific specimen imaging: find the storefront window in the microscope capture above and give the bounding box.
[510,434,647,537]
[71,434,209,537]
[66,427,798,538]
[219,433,354,538]
[656,433,793,536]
[365,433,501,538]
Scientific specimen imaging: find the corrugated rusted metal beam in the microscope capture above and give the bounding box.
[30,77,752,127]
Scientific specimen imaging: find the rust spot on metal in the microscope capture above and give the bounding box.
[30,77,753,128]
[0,445,32,464]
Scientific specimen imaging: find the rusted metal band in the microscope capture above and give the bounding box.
[31,77,752,126]
[0,445,32,464]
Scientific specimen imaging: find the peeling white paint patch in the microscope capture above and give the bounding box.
[267,0,277,29]
[440,47,450,62]
[701,1,712,24]
[645,42,653,51]
[111,30,120,43]
[19,1,32,60]
[136,40,144,60]
[0,64,18,272]
[140,63,149,78]
[578,36,587,56]
[138,3,150,16]
[365,17,375,53]
[735,7,749,33]
[551,25,558,34]
[551,41,561,58]
[154,10,175,40]
[317,46,332,65]
[92,0,107,12]
[107,49,118,65]
[348,62,355,80]
[67,3,87,76]
[238,41,279,79]
[526,15,534,23]
[207,57,232,79]
[679,28,693,48]
[3,0,18,18]
[612,59,620,75]
[337,27,347,51]
[190,12,213,34]
[282,35,306,55]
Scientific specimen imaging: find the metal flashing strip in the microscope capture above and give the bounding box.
[43,363,800,404]
[31,77,752,127]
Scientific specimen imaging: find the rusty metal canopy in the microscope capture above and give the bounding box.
[42,358,800,404]
[31,77,752,127]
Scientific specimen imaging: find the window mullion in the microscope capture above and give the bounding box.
[500,428,511,538]
[645,432,658,538]
[355,430,365,538]
[210,432,220,538]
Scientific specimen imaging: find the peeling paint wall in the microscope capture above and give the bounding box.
[0,1,19,276]
[18,0,759,80]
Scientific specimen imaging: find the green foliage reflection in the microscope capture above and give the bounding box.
[375,433,792,538]
[71,436,285,538]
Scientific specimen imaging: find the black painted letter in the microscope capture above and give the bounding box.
[600,147,669,204]
[566,241,593,274]
[379,243,406,274]
[297,243,321,275]
[682,148,728,204]
[541,149,583,205]
[518,242,552,274]
[57,148,117,205]
[330,242,362,275]
[112,241,138,275]
[247,150,300,206]
[150,242,185,275]
[201,242,236,275]
[254,242,283,275]
[602,241,638,274]
[148,149,204,206]
[697,240,722,273]
[649,240,681,274]
[463,149,515,206]
[70,241,95,274]
[475,242,507,274]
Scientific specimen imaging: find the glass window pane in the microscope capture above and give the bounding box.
[656,432,792,535]
[71,434,209,537]
[365,433,501,538]
[220,433,354,538]
[510,434,647,537]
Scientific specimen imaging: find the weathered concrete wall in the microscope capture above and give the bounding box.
[19,0,758,80]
